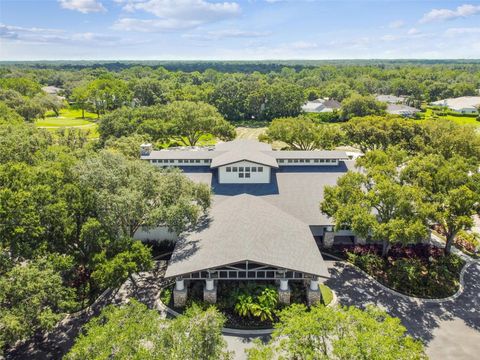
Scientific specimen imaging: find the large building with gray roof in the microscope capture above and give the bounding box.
[138,139,358,306]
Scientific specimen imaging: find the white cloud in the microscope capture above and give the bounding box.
[389,20,405,29]
[58,0,106,14]
[0,23,129,47]
[420,4,480,23]
[183,29,271,40]
[407,28,419,35]
[114,0,240,31]
[445,27,480,36]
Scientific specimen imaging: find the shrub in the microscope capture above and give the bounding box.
[386,258,424,293]
[455,231,480,254]
[233,285,278,321]
[160,287,172,305]
[348,251,384,274]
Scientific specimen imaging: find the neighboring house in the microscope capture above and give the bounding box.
[138,139,359,306]
[430,96,480,114]
[41,86,66,100]
[375,94,407,104]
[302,98,341,113]
[386,103,421,117]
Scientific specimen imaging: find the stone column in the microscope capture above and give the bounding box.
[354,235,366,245]
[307,277,321,306]
[278,278,291,305]
[323,231,335,248]
[173,278,187,308]
[203,279,217,304]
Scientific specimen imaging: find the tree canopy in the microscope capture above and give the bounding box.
[247,304,426,360]
[66,301,231,360]
[261,116,343,150]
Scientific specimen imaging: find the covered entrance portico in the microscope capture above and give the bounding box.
[170,260,325,307]
[164,194,331,308]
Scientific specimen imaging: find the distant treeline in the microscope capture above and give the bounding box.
[1,59,480,73]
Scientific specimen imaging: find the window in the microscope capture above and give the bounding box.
[190,159,195,163]
[319,159,325,163]
[178,159,183,163]
[294,159,299,163]
[288,159,293,163]
[195,159,200,163]
[239,167,244,172]
[314,159,319,163]
[299,159,304,163]
[245,167,250,172]
[305,159,310,163]
[326,159,331,163]
[169,160,174,163]
[239,173,244,178]
[258,167,263,172]
[251,167,257,172]
[279,159,284,163]
[245,173,251,178]
[226,167,231,172]
[232,167,238,172]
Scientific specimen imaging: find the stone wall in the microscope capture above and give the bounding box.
[173,288,187,307]
[307,288,321,306]
[203,287,217,304]
[278,289,291,305]
[323,232,335,248]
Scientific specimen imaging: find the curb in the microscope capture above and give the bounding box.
[322,252,473,303]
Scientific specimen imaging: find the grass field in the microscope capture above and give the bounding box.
[421,108,480,127]
[35,108,99,139]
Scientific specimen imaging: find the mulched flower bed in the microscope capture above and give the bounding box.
[163,280,311,329]
[325,244,465,299]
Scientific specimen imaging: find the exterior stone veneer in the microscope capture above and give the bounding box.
[278,288,291,305]
[307,288,321,306]
[323,232,335,248]
[173,288,187,307]
[354,236,366,245]
[203,287,217,304]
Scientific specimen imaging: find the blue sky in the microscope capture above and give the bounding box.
[1,0,480,60]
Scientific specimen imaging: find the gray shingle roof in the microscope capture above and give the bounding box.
[210,150,279,168]
[267,150,348,160]
[165,194,330,279]
[142,140,347,167]
[182,161,356,227]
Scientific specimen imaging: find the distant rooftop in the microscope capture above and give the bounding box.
[376,94,406,104]
[386,103,420,116]
[302,98,341,113]
[431,96,480,111]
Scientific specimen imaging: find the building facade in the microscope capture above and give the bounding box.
[138,140,359,306]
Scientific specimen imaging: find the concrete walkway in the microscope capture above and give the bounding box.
[7,258,480,359]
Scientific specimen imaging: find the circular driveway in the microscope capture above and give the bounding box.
[7,260,480,359]
[227,259,480,359]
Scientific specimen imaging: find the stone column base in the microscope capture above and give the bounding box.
[173,288,187,308]
[323,232,335,248]
[354,236,366,245]
[203,287,217,304]
[278,288,291,305]
[307,288,321,306]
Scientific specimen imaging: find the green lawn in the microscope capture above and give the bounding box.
[45,108,97,120]
[35,108,99,139]
[36,117,94,127]
[320,284,333,306]
[420,108,480,127]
